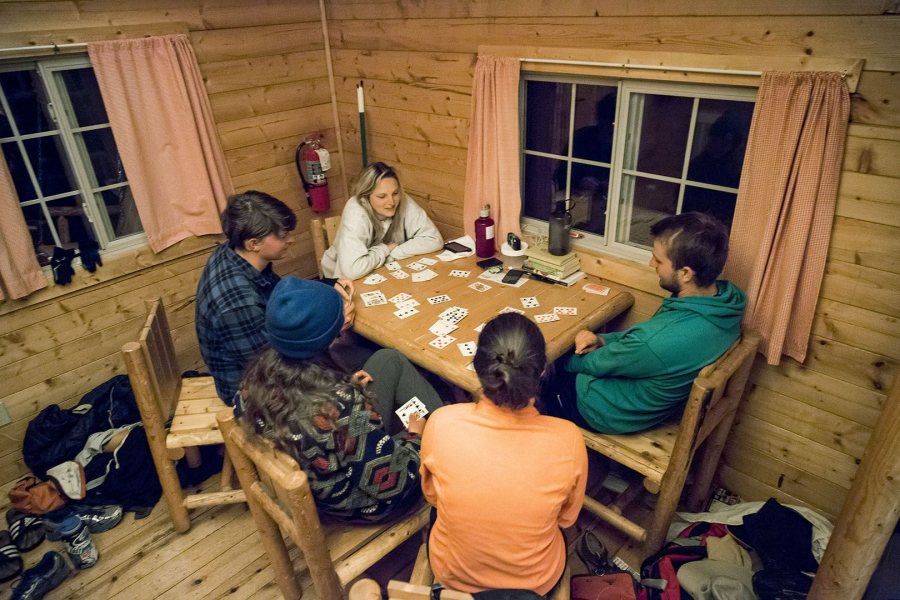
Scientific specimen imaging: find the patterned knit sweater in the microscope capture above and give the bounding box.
[254,386,423,522]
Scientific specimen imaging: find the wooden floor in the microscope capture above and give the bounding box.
[0,461,650,600]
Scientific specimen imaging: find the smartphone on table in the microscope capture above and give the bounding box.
[443,241,472,253]
[502,269,524,284]
[476,257,503,269]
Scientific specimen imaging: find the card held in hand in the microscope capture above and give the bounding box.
[395,396,428,428]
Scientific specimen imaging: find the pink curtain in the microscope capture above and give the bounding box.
[0,148,47,300]
[725,72,849,365]
[463,56,521,247]
[88,35,233,253]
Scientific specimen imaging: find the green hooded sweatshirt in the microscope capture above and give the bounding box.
[566,280,746,434]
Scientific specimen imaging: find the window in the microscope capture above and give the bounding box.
[521,75,754,257]
[0,55,141,267]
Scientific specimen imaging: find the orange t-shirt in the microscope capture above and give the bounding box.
[420,400,587,595]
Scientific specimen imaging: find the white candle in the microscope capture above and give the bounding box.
[357,84,364,113]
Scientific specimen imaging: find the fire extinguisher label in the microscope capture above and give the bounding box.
[315,147,332,171]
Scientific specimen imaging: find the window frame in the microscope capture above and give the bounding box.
[520,73,756,262]
[0,54,146,267]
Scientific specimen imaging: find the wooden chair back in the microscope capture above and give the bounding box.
[124,298,181,423]
[217,409,430,599]
[580,329,760,559]
[310,215,342,278]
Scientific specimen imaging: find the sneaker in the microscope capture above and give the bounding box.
[10,551,70,600]
[576,530,619,576]
[44,505,123,541]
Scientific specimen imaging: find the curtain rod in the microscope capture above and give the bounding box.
[520,57,761,77]
[0,42,88,54]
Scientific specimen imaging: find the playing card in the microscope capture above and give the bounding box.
[466,362,476,371]
[411,269,438,282]
[499,306,525,315]
[474,323,485,333]
[393,306,419,320]
[395,396,429,428]
[554,306,578,316]
[438,306,468,325]
[361,291,387,307]
[385,261,401,271]
[520,296,540,309]
[583,283,611,296]
[390,270,410,279]
[429,319,458,336]
[468,282,492,292]
[418,257,438,266]
[429,335,456,350]
[427,294,451,305]
[406,261,426,271]
[363,273,387,285]
[457,341,477,357]
[534,313,560,323]
[395,298,420,310]
[449,270,470,278]
[389,292,412,304]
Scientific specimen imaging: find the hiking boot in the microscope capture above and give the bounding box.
[576,530,619,575]
[10,551,70,600]
[44,505,122,541]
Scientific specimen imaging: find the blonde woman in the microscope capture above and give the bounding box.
[322,162,443,280]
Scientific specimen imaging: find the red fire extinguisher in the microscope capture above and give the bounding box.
[295,137,331,213]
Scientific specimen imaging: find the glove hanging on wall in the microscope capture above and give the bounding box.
[78,239,103,273]
[50,247,76,285]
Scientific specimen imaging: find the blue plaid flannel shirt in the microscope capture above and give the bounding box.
[195,244,280,403]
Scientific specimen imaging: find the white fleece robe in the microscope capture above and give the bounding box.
[321,194,443,280]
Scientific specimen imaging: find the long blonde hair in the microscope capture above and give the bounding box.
[353,162,406,245]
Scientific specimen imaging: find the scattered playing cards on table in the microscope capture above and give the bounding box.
[406,261,426,271]
[389,292,413,304]
[534,313,560,323]
[390,270,410,279]
[554,306,578,316]
[393,306,419,320]
[429,335,456,350]
[418,257,438,266]
[468,281,492,292]
[429,320,458,336]
[520,296,540,309]
[438,306,469,325]
[411,269,438,282]
[457,341,477,357]
[363,273,387,285]
[449,270,470,278]
[361,291,387,307]
[474,323,485,333]
[427,294,451,305]
[583,283,611,295]
[499,306,525,315]
[395,298,420,310]
[385,261,401,271]
[395,396,428,428]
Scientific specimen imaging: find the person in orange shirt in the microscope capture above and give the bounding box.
[420,313,588,596]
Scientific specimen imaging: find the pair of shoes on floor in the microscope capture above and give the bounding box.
[44,505,123,541]
[0,530,23,583]
[10,551,71,600]
[6,509,45,552]
[576,530,622,576]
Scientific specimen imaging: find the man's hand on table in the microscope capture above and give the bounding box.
[574,330,605,355]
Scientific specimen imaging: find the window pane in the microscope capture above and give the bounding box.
[0,69,53,137]
[80,128,127,186]
[523,154,565,222]
[1,141,37,200]
[618,175,679,247]
[687,99,754,188]
[58,68,109,128]
[45,195,91,247]
[525,80,570,155]
[682,186,737,229]
[22,203,55,266]
[23,135,78,197]
[99,187,143,238]
[570,163,609,236]
[572,85,616,164]
[625,93,692,178]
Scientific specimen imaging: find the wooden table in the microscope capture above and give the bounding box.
[352,255,634,393]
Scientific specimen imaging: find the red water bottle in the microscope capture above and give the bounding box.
[475,204,495,258]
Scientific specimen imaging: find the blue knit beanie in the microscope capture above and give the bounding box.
[266,276,344,360]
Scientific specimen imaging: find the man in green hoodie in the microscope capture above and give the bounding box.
[544,212,746,434]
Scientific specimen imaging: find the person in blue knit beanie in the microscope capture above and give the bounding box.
[237,276,444,522]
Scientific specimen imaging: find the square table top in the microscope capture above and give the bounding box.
[351,254,634,393]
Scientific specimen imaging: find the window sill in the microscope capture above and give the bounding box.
[0,235,221,317]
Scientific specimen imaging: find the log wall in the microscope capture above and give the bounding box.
[0,0,339,498]
[324,0,900,520]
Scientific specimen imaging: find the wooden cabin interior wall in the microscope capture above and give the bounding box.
[0,0,897,528]
[323,1,899,521]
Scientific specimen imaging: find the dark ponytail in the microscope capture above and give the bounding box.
[474,313,547,409]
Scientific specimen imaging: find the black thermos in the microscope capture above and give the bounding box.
[549,200,572,256]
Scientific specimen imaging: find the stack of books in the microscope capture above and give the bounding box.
[522,245,585,286]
